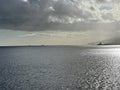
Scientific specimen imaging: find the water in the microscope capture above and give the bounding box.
[0,46,120,90]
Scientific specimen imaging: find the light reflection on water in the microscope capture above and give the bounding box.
[80,48,120,90]
[0,46,120,90]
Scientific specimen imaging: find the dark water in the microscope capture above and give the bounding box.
[0,46,120,90]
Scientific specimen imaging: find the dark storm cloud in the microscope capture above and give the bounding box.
[0,0,32,25]
[0,0,48,28]
[0,0,94,31]
[0,0,118,31]
[0,0,57,30]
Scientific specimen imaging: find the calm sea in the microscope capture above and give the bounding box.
[0,46,120,90]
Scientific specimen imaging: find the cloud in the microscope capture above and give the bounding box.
[0,0,31,24]
[19,33,37,37]
[96,0,112,3]
[0,0,120,31]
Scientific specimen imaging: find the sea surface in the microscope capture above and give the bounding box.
[0,46,120,90]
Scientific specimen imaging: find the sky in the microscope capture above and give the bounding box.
[0,0,120,46]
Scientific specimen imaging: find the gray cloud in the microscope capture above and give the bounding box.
[0,0,57,30]
[96,0,106,3]
[0,0,75,30]
[96,0,111,3]
[0,0,31,25]
[0,0,119,31]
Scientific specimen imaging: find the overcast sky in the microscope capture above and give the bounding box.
[0,0,120,45]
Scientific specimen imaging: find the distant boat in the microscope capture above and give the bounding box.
[97,42,103,45]
[41,45,45,47]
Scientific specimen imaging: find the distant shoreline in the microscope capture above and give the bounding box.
[97,44,120,45]
[1,45,120,49]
